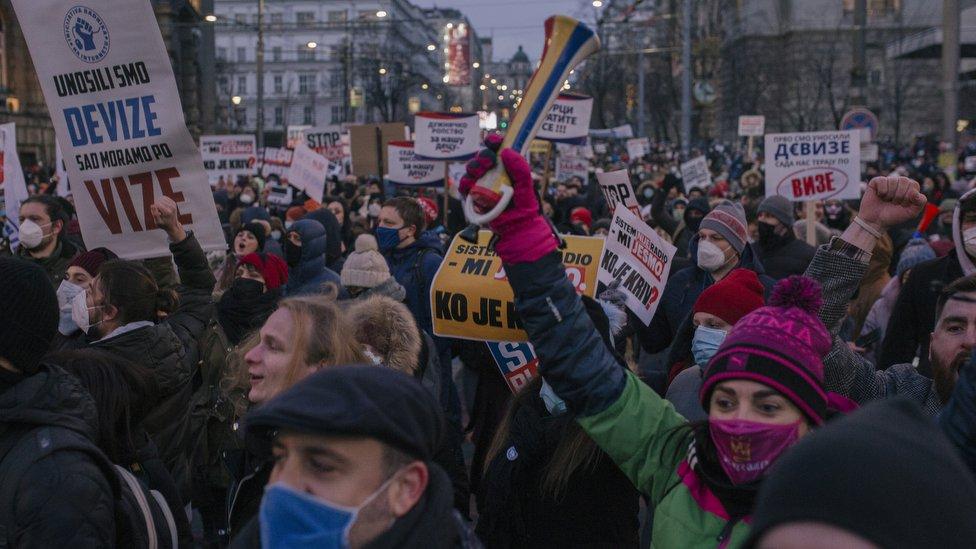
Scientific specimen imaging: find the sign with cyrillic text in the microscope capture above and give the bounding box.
[738,115,765,137]
[13,0,225,259]
[262,147,293,180]
[200,135,256,187]
[596,169,641,218]
[537,93,593,145]
[598,204,675,326]
[413,112,480,161]
[764,131,861,202]
[387,141,444,186]
[555,155,589,183]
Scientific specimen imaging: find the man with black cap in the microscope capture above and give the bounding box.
[0,257,116,546]
[754,195,816,280]
[230,365,479,549]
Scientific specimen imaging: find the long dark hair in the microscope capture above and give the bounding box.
[484,376,603,502]
[46,349,159,464]
[96,260,178,323]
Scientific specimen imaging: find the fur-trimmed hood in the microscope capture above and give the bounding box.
[345,295,422,375]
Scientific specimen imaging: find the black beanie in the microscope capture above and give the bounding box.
[0,258,58,374]
[237,222,267,252]
[744,397,976,549]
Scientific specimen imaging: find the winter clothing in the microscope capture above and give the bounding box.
[0,258,59,374]
[0,364,116,547]
[745,398,976,549]
[241,205,271,226]
[896,237,936,278]
[700,201,749,254]
[284,206,306,223]
[570,206,593,228]
[237,252,288,290]
[16,237,83,286]
[859,276,901,362]
[303,207,344,272]
[941,356,976,476]
[701,276,833,425]
[91,233,216,500]
[792,219,834,247]
[756,195,793,228]
[651,189,710,258]
[236,223,266,253]
[341,234,390,289]
[754,228,816,280]
[665,365,708,421]
[386,233,444,337]
[67,246,118,277]
[849,234,892,340]
[692,268,765,325]
[283,219,343,297]
[806,238,943,416]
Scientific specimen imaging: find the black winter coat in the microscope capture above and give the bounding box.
[0,365,116,547]
[879,251,964,376]
[755,233,817,280]
[92,233,216,500]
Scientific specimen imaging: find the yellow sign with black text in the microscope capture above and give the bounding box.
[430,230,604,341]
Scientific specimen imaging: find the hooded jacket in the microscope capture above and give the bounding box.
[0,365,116,547]
[304,208,345,272]
[879,188,974,373]
[284,219,342,297]
[636,239,776,355]
[754,228,816,280]
[385,233,444,337]
[941,357,976,476]
[650,192,710,258]
[91,233,216,499]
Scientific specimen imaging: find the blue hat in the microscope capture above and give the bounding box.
[897,238,936,278]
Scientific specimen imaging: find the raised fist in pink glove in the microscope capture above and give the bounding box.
[459,135,558,264]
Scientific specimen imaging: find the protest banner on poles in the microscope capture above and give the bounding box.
[537,92,593,145]
[12,0,225,259]
[763,130,861,201]
[387,141,445,186]
[413,112,480,160]
[680,156,712,191]
[287,143,329,202]
[598,204,676,326]
[261,147,293,180]
[596,169,641,218]
[485,341,540,393]
[200,135,256,187]
[555,154,589,183]
[303,125,345,163]
[431,230,604,341]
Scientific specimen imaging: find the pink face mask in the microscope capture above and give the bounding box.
[709,419,800,485]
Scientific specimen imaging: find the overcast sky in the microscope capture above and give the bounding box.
[412,0,592,63]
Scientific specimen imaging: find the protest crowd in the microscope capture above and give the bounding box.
[2,3,976,548]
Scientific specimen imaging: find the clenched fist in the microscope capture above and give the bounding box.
[857,176,927,231]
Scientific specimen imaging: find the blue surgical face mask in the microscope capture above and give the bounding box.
[692,325,727,366]
[375,225,403,251]
[539,379,567,416]
[259,476,396,549]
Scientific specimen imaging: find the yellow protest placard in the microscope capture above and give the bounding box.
[431,230,605,341]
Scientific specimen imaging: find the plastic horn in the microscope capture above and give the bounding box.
[463,15,600,226]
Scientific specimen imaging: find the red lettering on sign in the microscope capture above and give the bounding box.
[82,167,192,234]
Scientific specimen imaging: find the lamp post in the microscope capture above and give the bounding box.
[256,0,265,149]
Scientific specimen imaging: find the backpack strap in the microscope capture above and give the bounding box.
[149,489,178,549]
[115,465,158,549]
[412,248,432,310]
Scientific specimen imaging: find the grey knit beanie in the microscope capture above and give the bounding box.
[758,195,795,227]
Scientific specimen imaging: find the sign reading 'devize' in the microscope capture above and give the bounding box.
[537,93,593,145]
[414,112,480,160]
[12,0,225,259]
[287,143,329,203]
[200,135,256,186]
[387,141,444,186]
[764,131,861,202]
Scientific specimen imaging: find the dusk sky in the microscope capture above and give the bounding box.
[412,0,594,63]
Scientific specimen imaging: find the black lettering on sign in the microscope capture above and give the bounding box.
[435,291,468,322]
[506,301,523,329]
[473,298,503,327]
[461,257,492,276]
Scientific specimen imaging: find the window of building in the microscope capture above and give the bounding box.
[218,76,229,95]
[331,105,342,124]
[298,46,315,61]
[299,73,315,95]
[329,70,342,93]
[234,13,247,25]
[842,0,900,17]
[238,108,247,126]
[296,11,315,27]
[272,46,282,62]
[216,47,227,61]
[870,69,882,86]
[303,106,315,125]
[236,47,246,62]
[273,74,283,93]
[275,106,284,126]
[237,75,247,94]
[328,10,347,23]
[270,13,283,25]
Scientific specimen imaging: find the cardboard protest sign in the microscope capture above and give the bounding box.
[287,143,329,202]
[349,122,407,177]
[598,204,676,326]
[529,139,551,155]
[200,135,256,187]
[413,112,480,160]
[12,0,225,259]
[286,125,311,148]
[537,92,593,145]
[485,341,539,393]
[596,169,641,218]
[680,156,712,191]
[303,125,345,163]
[431,230,604,341]
[626,137,650,160]
[557,141,594,159]
[555,155,589,183]
[387,141,444,186]
[737,115,765,137]
[764,131,861,202]
[261,147,293,180]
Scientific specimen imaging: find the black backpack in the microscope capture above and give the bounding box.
[0,425,179,549]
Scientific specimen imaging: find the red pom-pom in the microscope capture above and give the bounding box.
[769,275,823,315]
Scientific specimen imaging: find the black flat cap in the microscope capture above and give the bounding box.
[244,365,443,461]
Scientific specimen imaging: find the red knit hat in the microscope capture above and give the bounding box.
[285,206,307,222]
[693,268,765,325]
[68,247,118,278]
[238,252,289,290]
[417,197,439,225]
[570,207,593,227]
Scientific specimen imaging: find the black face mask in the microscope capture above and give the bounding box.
[757,222,782,247]
[685,213,704,233]
[283,239,303,268]
[228,277,265,298]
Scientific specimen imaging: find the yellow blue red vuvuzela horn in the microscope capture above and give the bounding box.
[464,15,600,225]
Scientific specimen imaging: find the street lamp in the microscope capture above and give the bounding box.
[472,62,480,68]
[376,10,388,18]
[231,95,242,105]
[378,67,387,75]
[204,14,217,22]
[422,83,429,90]
[306,41,317,49]
[592,0,604,7]
[427,44,436,51]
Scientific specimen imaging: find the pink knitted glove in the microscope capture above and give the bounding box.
[459,136,558,264]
